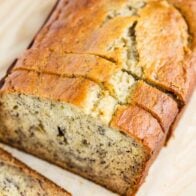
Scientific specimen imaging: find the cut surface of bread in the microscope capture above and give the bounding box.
[0,91,151,194]
[0,67,169,194]
[0,0,195,195]
[0,148,70,196]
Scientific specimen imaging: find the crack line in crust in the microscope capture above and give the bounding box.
[61,51,117,64]
[122,69,182,108]
[27,0,191,108]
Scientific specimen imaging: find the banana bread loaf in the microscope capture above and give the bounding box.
[0,0,195,195]
[0,147,70,195]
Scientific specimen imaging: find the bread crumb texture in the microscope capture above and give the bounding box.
[0,148,70,195]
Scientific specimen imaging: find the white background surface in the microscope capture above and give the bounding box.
[0,1,195,195]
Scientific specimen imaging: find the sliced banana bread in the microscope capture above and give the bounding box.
[0,70,164,195]
[0,0,195,195]
[0,147,70,196]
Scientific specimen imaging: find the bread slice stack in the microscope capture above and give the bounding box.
[0,148,70,195]
[0,0,195,195]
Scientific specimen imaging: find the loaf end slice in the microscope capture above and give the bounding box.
[0,70,156,195]
[0,147,70,196]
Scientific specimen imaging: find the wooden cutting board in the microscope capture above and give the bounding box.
[0,1,195,195]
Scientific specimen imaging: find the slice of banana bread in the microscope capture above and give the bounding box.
[0,147,70,196]
[0,0,195,195]
[0,70,160,195]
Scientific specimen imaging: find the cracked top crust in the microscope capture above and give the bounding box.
[13,0,195,103]
[1,0,188,152]
[0,148,70,195]
[14,50,119,84]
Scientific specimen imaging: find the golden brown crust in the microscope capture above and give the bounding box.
[0,148,71,195]
[13,0,195,104]
[14,49,118,83]
[168,0,196,49]
[18,0,194,104]
[1,70,96,108]
[135,1,194,103]
[130,81,179,133]
[33,0,135,56]
[110,105,165,153]
[168,0,196,102]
